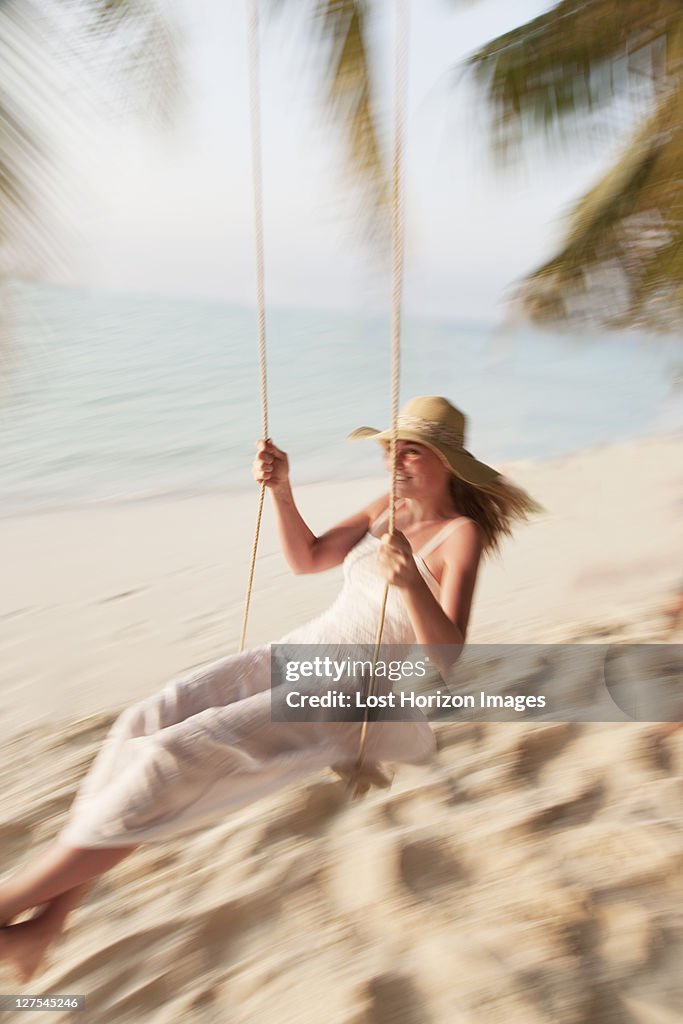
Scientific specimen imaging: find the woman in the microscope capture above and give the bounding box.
[0,395,538,980]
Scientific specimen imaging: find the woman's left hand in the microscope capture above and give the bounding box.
[377,531,422,590]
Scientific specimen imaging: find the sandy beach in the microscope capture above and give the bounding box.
[1,434,682,1022]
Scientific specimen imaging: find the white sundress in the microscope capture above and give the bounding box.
[58,514,468,848]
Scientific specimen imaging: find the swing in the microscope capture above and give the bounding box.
[240,0,409,799]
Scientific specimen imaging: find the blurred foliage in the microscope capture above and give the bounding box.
[467,0,683,332]
[0,0,178,282]
[283,0,683,331]
[314,1,389,235]
[6,0,683,333]
[268,0,389,241]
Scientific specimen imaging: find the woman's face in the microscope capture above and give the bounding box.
[384,440,450,497]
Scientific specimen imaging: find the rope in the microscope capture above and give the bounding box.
[347,0,408,798]
[240,0,269,653]
[240,0,410,797]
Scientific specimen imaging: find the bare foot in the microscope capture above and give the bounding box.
[0,908,60,983]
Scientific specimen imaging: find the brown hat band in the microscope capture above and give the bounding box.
[396,414,465,448]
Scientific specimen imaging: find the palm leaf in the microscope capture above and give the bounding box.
[467,0,681,152]
[72,0,181,122]
[515,79,683,329]
[314,0,389,235]
[0,0,178,291]
[0,2,63,279]
[269,0,389,235]
[467,0,683,329]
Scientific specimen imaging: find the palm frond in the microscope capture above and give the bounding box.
[270,0,389,235]
[315,0,389,236]
[467,0,681,153]
[0,0,179,291]
[513,79,683,329]
[0,2,62,278]
[72,0,181,123]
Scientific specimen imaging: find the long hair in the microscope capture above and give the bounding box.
[449,473,542,555]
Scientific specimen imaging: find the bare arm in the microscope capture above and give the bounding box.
[404,519,483,644]
[377,519,483,673]
[253,439,388,574]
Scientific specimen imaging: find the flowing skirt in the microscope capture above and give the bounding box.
[58,645,435,848]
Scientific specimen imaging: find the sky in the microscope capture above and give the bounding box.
[57,0,633,322]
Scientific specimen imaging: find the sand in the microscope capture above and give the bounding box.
[0,434,682,1022]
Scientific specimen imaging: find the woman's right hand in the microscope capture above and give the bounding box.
[252,439,290,491]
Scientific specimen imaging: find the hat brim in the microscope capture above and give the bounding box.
[348,426,501,489]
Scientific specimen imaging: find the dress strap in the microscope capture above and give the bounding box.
[416,517,469,560]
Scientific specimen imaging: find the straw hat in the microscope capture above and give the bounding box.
[348,395,501,489]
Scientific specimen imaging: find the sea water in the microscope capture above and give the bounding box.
[1,283,681,516]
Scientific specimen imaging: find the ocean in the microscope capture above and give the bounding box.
[1,283,681,516]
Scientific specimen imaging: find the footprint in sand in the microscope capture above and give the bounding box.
[361,971,432,1024]
[258,781,348,846]
[398,836,466,900]
[510,722,580,780]
[525,777,605,832]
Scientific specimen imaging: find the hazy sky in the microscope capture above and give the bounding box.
[61,0,629,321]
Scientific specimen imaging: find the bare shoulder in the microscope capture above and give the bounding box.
[437,518,484,637]
[363,492,391,527]
[323,492,388,536]
[443,517,484,564]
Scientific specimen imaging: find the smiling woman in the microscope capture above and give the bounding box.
[350,395,542,554]
[0,394,539,983]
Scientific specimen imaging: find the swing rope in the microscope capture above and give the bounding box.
[241,0,410,799]
[239,0,269,654]
[347,0,408,798]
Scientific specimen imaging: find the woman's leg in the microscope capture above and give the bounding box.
[0,883,92,982]
[0,841,138,982]
[0,649,274,980]
[2,650,271,910]
[0,842,138,981]
[0,841,137,925]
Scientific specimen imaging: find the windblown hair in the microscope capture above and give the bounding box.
[449,474,542,555]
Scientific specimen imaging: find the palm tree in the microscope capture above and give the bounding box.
[312,1,683,333]
[466,0,683,332]
[5,1,681,334]
[0,0,379,293]
[311,1,389,232]
[0,0,177,287]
